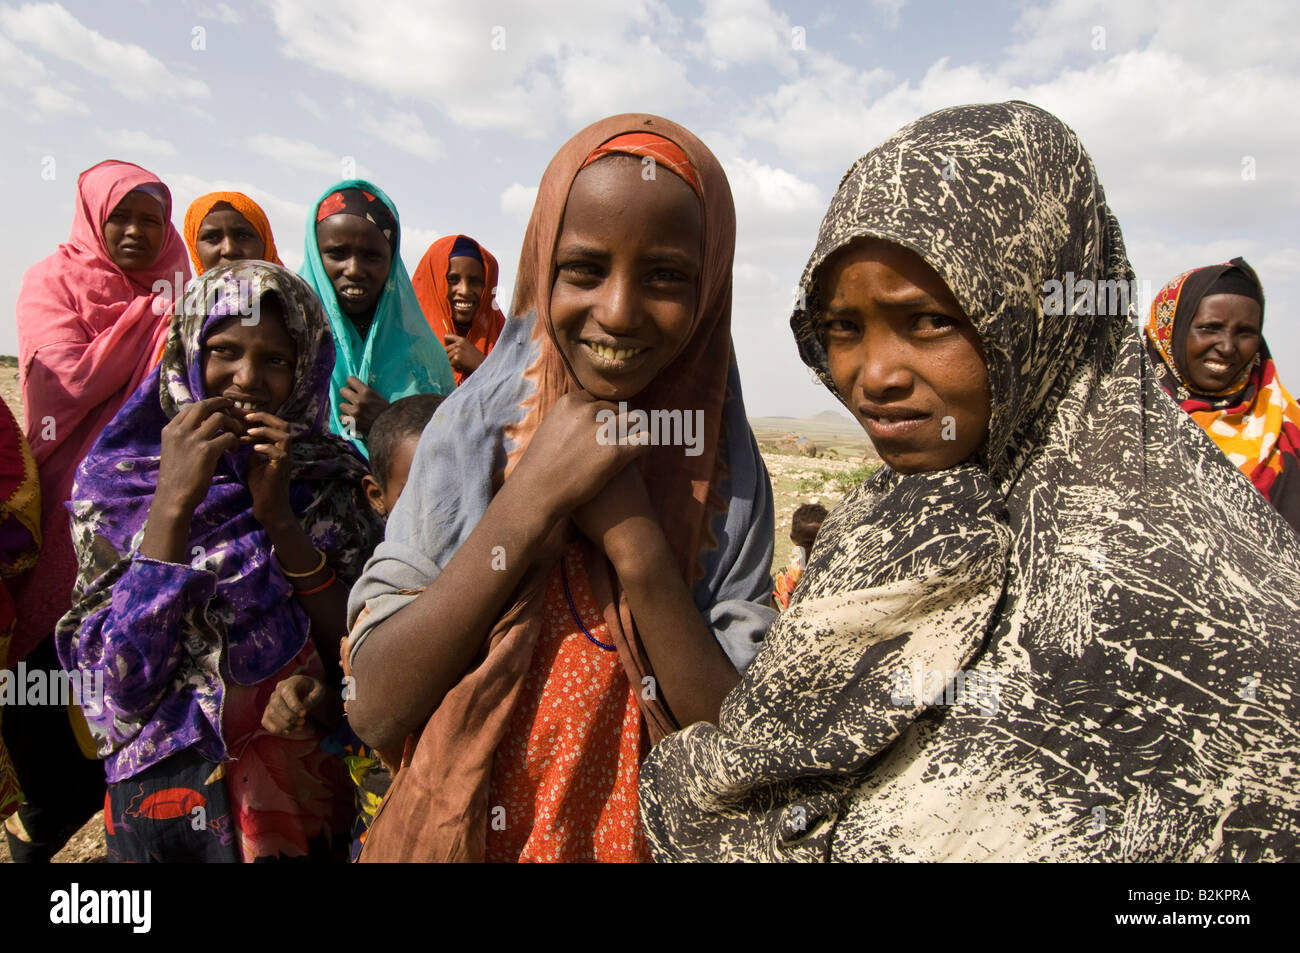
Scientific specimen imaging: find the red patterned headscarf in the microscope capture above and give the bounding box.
[316,187,398,251]
[1145,259,1300,534]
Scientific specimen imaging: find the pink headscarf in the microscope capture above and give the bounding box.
[11,159,189,661]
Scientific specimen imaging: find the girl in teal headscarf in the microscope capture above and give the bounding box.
[301,180,454,456]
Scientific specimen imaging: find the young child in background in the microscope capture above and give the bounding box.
[772,503,827,611]
[314,394,443,860]
[360,394,445,519]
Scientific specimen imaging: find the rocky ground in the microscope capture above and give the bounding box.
[0,361,875,864]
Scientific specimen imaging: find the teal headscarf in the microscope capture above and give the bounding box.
[301,179,454,456]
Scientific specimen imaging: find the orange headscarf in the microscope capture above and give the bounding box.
[410,235,503,386]
[182,192,283,275]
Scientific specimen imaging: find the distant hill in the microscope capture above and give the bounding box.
[748,410,872,457]
[807,409,856,425]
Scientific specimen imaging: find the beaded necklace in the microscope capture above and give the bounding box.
[559,554,616,652]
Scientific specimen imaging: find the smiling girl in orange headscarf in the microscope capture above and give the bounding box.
[411,235,504,386]
[344,116,775,862]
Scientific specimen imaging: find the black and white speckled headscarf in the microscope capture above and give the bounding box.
[639,102,1300,862]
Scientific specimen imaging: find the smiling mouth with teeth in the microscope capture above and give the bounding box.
[587,342,647,363]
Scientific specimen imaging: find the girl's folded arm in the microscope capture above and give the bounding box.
[347,474,562,752]
[573,465,742,727]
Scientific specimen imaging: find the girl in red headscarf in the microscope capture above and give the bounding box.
[411,235,505,386]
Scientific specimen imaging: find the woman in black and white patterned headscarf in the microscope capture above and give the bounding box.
[639,101,1300,862]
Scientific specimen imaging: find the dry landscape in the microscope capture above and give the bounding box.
[0,361,875,863]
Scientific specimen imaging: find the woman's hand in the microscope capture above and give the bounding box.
[514,391,648,521]
[340,376,389,436]
[261,675,332,738]
[154,396,243,515]
[243,411,294,530]
[442,334,485,374]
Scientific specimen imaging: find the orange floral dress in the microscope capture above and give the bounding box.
[484,543,651,863]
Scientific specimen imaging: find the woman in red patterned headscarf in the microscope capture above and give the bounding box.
[1145,257,1300,535]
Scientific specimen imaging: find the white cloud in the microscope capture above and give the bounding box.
[267,0,688,137]
[0,31,84,120]
[554,35,694,126]
[0,2,209,103]
[399,226,443,274]
[1002,0,1299,82]
[98,128,177,157]
[736,34,1300,238]
[248,134,352,180]
[724,156,822,215]
[868,0,906,30]
[693,0,797,77]
[499,183,538,222]
[190,1,241,24]
[291,90,327,122]
[357,109,444,161]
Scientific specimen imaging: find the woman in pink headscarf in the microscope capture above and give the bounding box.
[5,159,189,863]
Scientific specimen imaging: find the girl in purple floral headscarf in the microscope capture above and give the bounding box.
[56,260,381,862]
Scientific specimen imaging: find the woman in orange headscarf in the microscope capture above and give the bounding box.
[183,191,283,276]
[344,116,776,862]
[411,235,504,386]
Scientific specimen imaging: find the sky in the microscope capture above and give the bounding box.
[1,0,1296,418]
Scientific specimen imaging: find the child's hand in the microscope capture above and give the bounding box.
[261,675,328,738]
[516,391,647,519]
[340,376,390,436]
